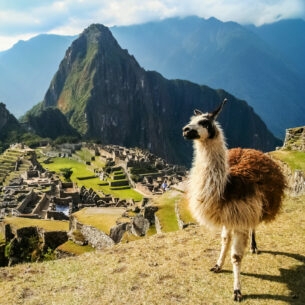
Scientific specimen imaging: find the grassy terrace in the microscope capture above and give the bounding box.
[72,207,128,235]
[0,148,35,186]
[3,217,69,232]
[41,153,143,202]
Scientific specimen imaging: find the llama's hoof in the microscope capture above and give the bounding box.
[250,247,259,254]
[233,289,243,302]
[210,264,222,273]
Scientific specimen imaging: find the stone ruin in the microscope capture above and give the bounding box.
[97,144,187,195]
[0,142,188,263]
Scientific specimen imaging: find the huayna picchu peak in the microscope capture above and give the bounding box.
[25,23,281,166]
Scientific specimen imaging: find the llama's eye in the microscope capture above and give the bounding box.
[199,120,209,128]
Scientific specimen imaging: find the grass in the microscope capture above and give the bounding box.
[42,156,143,202]
[270,150,305,172]
[153,190,182,232]
[72,207,128,235]
[176,193,196,225]
[0,194,304,305]
[3,217,69,232]
[56,241,95,255]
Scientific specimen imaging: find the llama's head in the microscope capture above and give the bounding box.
[182,98,227,141]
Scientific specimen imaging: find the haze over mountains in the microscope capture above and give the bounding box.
[0,16,304,139]
[0,35,75,118]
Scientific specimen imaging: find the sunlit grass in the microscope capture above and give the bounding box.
[1,195,304,305]
[72,207,128,234]
[153,190,181,232]
[271,150,305,172]
[42,157,143,201]
[3,217,69,232]
[57,241,95,255]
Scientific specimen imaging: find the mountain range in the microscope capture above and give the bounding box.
[1,17,304,139]
[111,17,305,138]
[20,24,279,166]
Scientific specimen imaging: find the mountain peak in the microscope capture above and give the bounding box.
[28,23,280,165]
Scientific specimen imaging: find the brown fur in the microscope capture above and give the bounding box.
[226,148,286,222]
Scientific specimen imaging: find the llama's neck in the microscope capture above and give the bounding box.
[189,131,228,203]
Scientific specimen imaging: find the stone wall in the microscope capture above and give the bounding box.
[80,225,114,249]
[69,215,114,249]
[32,193,48,215]
[16,189,37,213]
[1,223,68,266]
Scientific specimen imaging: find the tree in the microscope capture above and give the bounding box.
[60,167,73,181]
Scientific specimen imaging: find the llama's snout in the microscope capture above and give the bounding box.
[183,125,199,140]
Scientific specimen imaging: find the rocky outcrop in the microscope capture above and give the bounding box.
[131,215,150,237]
[283,126,305,151]
[110,223,131,243]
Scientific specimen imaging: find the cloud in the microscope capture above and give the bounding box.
[0,0,304,51]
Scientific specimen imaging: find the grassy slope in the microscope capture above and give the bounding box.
[270,150,305,172]
[0,194,304,305]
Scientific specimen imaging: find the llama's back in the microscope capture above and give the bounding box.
[227,148,286,222]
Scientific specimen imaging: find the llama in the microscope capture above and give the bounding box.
[182,98,286,301]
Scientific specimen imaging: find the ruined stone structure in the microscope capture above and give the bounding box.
[283,126,305,151]
[282,126,305,195]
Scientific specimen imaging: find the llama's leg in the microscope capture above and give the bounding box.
[250,229,258,254]
[231,230,248,302]
[211,226,232,273]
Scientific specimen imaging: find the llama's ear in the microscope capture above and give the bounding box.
[194,109,203,116]
[211,98,227,119]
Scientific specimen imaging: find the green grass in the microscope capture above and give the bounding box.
[153,190,182,232]
[3,217,69,232]
[271,150,305,172]
[42,156,143,202]
[176,193,196,225]
[72,207,129,234]
[57,241,95,255]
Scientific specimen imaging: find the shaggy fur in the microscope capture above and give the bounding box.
[183,99,286,301]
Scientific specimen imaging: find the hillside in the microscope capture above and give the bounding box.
[0,194,304,305]
[0,103,25,152]
[25,23,280,166]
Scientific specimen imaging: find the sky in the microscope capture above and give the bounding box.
[0,0,304,51]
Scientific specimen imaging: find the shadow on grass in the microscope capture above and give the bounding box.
[242,250,305,304]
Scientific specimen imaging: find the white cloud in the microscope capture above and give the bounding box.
[0,0,304,51]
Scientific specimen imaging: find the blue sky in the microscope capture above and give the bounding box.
[0,0,304,51]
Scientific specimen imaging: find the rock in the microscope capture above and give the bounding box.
[110,222,131,243]
[143,205,158,225]
[131,215,150,236]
